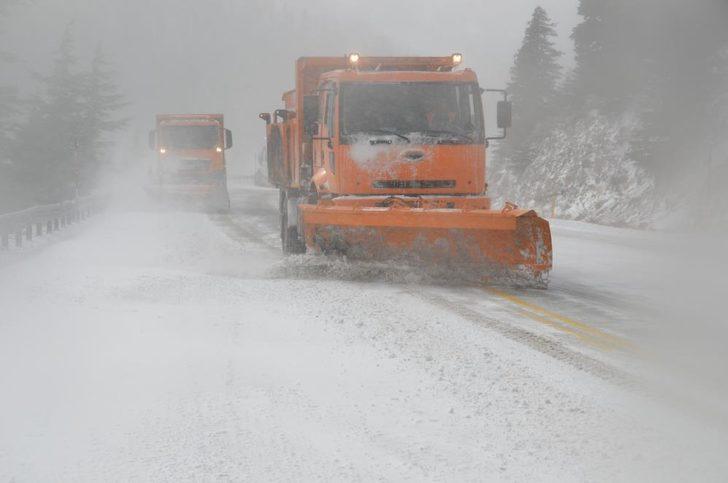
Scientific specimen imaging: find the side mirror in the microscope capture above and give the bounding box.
[148,130,156,150]
[303,95,320,137]
[259,112,271,124]
[485,89,511,142]
[225,129,233,149]
[497,100,512,129]
[275,109,296,122]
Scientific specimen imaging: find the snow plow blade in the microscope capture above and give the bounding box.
[301,203,552,287]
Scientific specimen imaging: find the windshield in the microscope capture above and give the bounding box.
[340,82,483,144]
[159,125,220,150]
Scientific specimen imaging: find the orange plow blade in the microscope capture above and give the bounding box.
[301,202,553,287]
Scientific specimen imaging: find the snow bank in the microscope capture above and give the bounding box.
[491,112,663,228]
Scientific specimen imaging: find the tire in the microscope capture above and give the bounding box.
[279,189,306,254]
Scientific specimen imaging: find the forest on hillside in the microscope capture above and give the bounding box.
[493,0,728,228]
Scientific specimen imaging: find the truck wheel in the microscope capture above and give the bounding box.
[279,190,306,254]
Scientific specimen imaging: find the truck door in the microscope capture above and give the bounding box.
[314,83,336,177]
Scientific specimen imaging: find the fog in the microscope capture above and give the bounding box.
[1,0,578,174]
[2,0,728,480]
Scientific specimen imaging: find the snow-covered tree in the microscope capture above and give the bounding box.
[0,0,25,212]
[10,26,85,203]
[75,46,128,193]
[0,0,19,156]
[499,6,562,174]
[10,29,127,203]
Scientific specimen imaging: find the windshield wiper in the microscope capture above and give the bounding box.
[421,129,474,143]
[366,129,411,143]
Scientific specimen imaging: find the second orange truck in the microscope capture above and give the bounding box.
[148,114,233,211]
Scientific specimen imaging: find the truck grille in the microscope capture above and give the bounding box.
[372,180,456,189]
[178,159,211,170]
[164,159,213,184]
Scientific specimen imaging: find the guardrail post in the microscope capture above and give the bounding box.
[0,195,102,250]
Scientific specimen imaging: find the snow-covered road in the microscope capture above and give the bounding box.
[1,184,726,481]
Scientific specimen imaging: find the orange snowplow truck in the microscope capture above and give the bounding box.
[148,114,233,210]
[260,55,552,286]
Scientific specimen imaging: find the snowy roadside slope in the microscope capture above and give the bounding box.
[1,208,727,480]
[491,112,662,228]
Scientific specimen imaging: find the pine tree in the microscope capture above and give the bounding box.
[10,25,86,203]
[0,0,19,152]
[75,46,128,193]
[626,1,728,179]
[500,6,562,174]
[571,0,640,108]
[0,0,20,212]
[0,80,20,211]
[570,0,613,106]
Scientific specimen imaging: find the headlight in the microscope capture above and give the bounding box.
[216,147,223,153]
[159,148,167,154]
[452,53,463,65]
[347,53,360,65]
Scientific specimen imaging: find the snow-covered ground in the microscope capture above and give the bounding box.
[1,184,727,481]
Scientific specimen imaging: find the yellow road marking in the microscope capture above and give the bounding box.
[514,308,614,351]
[485,287,634,352]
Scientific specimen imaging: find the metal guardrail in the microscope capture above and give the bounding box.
[0,195,103,249]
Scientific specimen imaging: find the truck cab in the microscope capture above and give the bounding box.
[262,56,510,203]
[310,67,488,198]
[148,114,233,210]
